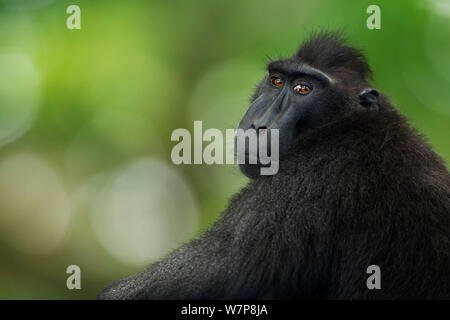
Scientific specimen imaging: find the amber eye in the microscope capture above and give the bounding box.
[271,76,284,87]
[293,84,311,95]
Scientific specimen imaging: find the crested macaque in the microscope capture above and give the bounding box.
[98,32,450,300]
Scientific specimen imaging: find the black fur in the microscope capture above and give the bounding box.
[295,31,372,80]
[98,33,450,300]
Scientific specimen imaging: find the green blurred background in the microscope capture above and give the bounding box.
[0,0,448,299]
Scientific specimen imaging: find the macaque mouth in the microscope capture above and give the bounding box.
[235,127,280,176]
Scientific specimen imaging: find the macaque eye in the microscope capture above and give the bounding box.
[271,76,284,87]
[293,84,312,95]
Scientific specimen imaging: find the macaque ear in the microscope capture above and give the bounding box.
[359,88,380,112]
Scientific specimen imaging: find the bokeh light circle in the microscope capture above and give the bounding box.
[91,157,198,267]
[0,154,72,254]
[0,53,40,146]
[187,59,256,193]
[66,111,164,180]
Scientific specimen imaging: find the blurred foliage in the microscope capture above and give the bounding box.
[0,0,448,299]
